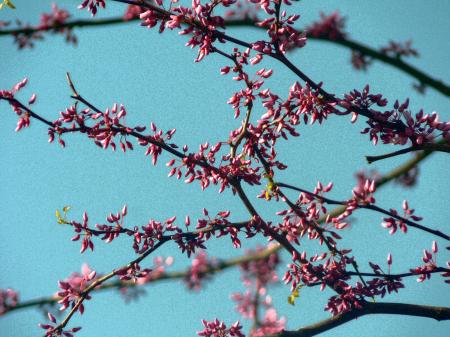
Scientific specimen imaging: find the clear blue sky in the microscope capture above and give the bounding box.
[0,1,449,336]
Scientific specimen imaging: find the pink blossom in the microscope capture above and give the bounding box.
[307,12,347,40]
[0,288,18,315]
[197,319,244,337]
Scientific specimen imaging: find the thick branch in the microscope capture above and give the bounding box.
[264,302,450,337]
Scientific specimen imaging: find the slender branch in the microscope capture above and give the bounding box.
[264,302,450,337]
[0,17,130,36]
[319,37,450,97]
[347,267,449,279]
[366,142,450,164]
[250,286,262,333]
[44,213,253,333]
[230,103,252,158]
[0,94,213,171]
[231,179,301,258]
[51,238,167,334]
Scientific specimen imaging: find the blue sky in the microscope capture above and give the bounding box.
[0,1,449,336]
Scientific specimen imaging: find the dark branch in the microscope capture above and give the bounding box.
[366,141,450,164]
[1,14,448,97]
[264,302,450,337]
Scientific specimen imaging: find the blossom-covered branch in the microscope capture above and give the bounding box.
[2,1,449,336]
[40,239,167,337]
[276,182,450,241]
[1,6,449,97]
[1,244,280,316]
[1,146,439,317]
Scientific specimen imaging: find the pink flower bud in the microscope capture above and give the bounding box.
[432,241,438,253]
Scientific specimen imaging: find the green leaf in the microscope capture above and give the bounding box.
[3,0,16,9]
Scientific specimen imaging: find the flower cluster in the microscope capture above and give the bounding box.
[39,312,81,337]
[306,11,347,40]
[190,209,247,250]
[275,181,340,245]
[123,4,146,21]
[0,78,35,132]
[7,4,75,49]
[255,11,307,54]
[239,246,279,287]
[0,288,18,315]
[56,264,97,313]
[342,85,450,146]
[255,82,335,158]
[382,200,422,235]
[197,319,244,337]
[78,0,105,16]
[39,4,76,44]
[118,256,174,301]
[410,241,440,283]
[184,251,215,290]
[139,0,232,62]
[380,40,419,59]
[351,50,372,71]
[116,263,153,283]
[365,255,405,298]
[231,246,285,336]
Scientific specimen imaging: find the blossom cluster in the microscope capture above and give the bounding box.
[39,313,81,337]
[78,0,105,16]
[118,256,174,301]
[380,40,419,59]
[382,200,422,235]
[184,251,215,290]
[56,264,97,313]
[231,246,285,336]
[341,85,449,146]
[197,319,244,337]
[306,11,347,40]
[409,241,448,283]
[5,4,75,49]
[0,288,18,316]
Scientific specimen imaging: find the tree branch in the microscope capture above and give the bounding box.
[277,182,450,241]
[1,15,448,97]
[366,141,450,164]
[2,243,280,316]
[264,302,450,337]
